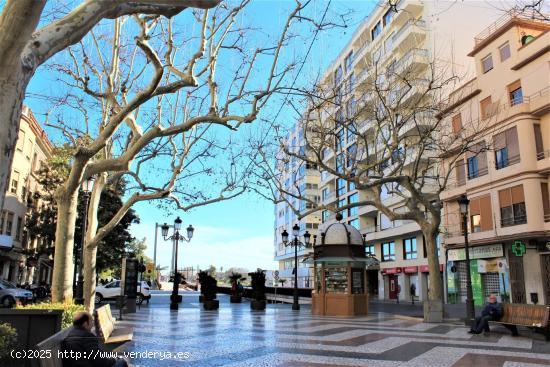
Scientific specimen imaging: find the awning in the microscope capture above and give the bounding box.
[0,235,13,251]
[311,256,380,266]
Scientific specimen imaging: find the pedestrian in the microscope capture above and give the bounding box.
[469,294,518,336]
[62,311,128,367]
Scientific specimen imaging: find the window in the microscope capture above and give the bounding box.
[5,213,13,236]
[542,183,550,222]
[348,181,356,191]
[480,96,493,119]
[16,131,25,151]
[347,144,357,168]
[469,195,493,232]
[382,242,395,261]
[345,52,353,73]
[499,42,511,61]
[371,21,382,41]
[334,66,343,86]
[494,126,519,169]
[534,124,545,160]
[384,33,394,54]
[404,238,417,259]
[455,159,466,186]
[508,80,523,106]
[348,218,359,229]
[348,193,358,216]
[336,128,345,151]
[481,54,493,73]
[10,171,19,194]
[422,235,441,258]
[380,213,392,230]
[452,113,462,135]
[365,244,375,256]
[15,217,22,241]
[383,8,395,26]
[336,178,346,197]
[322,210,330,223]
[0,212,4,234]
[499,185,527,227]
[338,199,347,218]
[336,153,345,173]
[466,142,487,179]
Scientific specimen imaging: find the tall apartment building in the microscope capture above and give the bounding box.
[441,11,549,305]
[0,106,54,285]
[273,121,321,288]
[308,1,508,303]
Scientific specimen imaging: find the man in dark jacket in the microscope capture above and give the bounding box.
[62,311,128,367]
[469,294,516,335]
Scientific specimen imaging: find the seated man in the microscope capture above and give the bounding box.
[62,311,128,367]
[469,294,518,336]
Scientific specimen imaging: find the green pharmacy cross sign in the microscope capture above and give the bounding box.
[512,240,526,257]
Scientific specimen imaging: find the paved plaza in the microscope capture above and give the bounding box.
[114,291,550,367]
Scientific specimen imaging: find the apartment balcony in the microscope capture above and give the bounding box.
[321,190,337,206]
[358,204,377,218]
[394,48,429,77]
[362,221,421,243]
[393,1,423,28]
[392,19,427,53]
[319,171,335,187]
[537,150,550,174]
[397,109,433,138]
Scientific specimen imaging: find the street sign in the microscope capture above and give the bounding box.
[512,240,526,257]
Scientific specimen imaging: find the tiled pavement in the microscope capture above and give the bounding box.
[115,292,550,366]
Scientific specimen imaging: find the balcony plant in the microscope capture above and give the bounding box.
[229,272,245,303]
[202,274,219,310]
[249,269,266,310]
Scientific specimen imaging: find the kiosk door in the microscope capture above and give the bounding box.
[389,275,398,299]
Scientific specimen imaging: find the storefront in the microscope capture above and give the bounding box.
[446,244,510,305]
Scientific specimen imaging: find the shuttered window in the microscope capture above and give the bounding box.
[470,195,494,232]
[494,126,520,169]
[455,159,466,186]
[466,141,487,179]
[452,114,462,135]
[499,185,527,227]
[480,96,493,119]
[542,183,550,222]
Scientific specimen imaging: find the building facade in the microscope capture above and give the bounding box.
[291,1,512,302]
[273,121,321,288]
[441,11,550,305]
[0,106,54,285]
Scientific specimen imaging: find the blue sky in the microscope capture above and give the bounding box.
[23,1,377,273]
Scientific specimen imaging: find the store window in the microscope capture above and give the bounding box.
[404,238,417,259]
[382,241,395,261]
[325,266,348,293]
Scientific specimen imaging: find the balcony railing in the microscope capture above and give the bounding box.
[537,150,550,161]
[394,48,428,73]
[467,166,489,180]
[495,153,521,170]
[392,18,426,44]
[545,214,550,223]
[501,215,527,227]
[474,9,550,46]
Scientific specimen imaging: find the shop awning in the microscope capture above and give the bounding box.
[311,256,380,266]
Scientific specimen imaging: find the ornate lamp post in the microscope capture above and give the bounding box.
[161,217,194,310]
[281,224,311,311]
[75,175,95,305]
[458,194,475,326]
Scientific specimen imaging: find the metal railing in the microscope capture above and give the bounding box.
[474,9,550,46]
[501,215,527,227]
[544,214,550,223]
[392,18,426,44]
[495,153,521,170]
[537,150,550,161]
[467,166,489,180]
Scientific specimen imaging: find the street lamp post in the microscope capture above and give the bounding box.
[75,176,96,305]
[458,194,475,327]
[161,217,194,310]
[281,224,311,311]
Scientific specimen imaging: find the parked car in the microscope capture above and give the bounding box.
[0,280,34,307]
[95,280,151,305]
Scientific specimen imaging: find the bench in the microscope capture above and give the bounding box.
[36,327,72,367]
[490,303,550,340]
[94,304,133,345]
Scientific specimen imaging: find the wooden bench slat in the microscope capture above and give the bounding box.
[492,303,550,328]
[105,327,134,344]
[95,304,133,344]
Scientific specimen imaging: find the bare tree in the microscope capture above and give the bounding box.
[251,46,502,321]
[0,0,221,213]
[34,1,343,306]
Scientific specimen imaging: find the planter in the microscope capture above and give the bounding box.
[203,299,219,310]
[199,295,204,303]
[0,309,63,358]
[250,300,266,310]
[230,295,242,303]
[170,294,183,303]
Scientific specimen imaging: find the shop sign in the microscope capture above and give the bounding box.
[382,267,402,274]
[447,244,503,261]
[403,266,418,274]
[477,258,508,273]
[419,264,444,273]
[511,240,526,257]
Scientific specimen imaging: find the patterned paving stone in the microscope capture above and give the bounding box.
[116,292,550,366]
